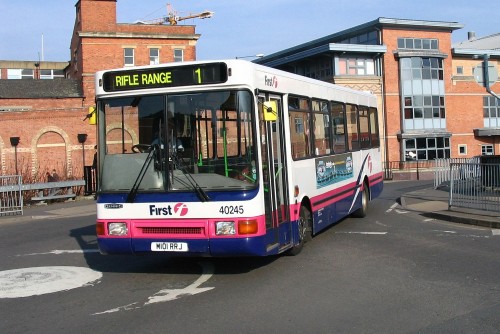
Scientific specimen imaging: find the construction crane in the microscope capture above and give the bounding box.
[136,3,214,25]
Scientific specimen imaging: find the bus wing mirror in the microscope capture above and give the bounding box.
[263,101,278,121]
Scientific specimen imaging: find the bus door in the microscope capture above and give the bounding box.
[258,95,290,251]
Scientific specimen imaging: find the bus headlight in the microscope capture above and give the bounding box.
[108,222,128,236]
[215,221,236,235]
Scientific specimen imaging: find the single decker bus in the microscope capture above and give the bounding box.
[94,59,383,257]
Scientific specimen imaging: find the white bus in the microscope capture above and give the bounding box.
[94,59,383,256]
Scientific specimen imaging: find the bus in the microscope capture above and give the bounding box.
[94,59,383,257]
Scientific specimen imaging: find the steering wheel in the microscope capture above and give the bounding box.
[131,144,152,153]
[229,168,256,183]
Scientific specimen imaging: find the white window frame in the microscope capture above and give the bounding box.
[458,144,467,155]
[481,145,494,155]
[124,48,135,67]
[150,48,160,65]
[174,49,184,62]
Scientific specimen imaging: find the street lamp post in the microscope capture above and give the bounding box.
[10,137,20,175]
[77,134,88,179]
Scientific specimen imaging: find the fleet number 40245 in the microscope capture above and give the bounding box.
[219,205,244,215]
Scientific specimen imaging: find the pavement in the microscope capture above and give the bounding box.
[1,187,499,229]
[0,196,97,225]
[400,184,500,229]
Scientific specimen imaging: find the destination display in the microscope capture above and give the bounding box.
[102,62,228,92]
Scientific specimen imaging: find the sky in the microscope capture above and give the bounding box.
[0,0,498,62]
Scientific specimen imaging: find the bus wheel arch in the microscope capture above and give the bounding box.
[352,178,370,218]
[288,199,313,256]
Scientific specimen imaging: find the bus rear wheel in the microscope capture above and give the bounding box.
[352,183,369,218]
[288,205,312,256]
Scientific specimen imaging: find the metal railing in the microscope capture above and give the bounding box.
[448,162,500,212]
[0,177,86,216]
[433,157,480,188]
[0,175,23,216]
[383,160,437,181]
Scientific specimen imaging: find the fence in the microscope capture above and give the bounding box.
[430,156,500,213]
[0,177,86,216]
[448,162,500,212]
[0,175,23,216]
[433,157,480,188]
[383,160,437,181]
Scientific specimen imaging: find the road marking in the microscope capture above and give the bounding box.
[386,203,398,213]
[492,229,500,236]
[336,232,387,235]
[0,266,102,298]
[375,221,388,227]
[145,262,214,305]
[93,262,215,315]
[19,249,100,256]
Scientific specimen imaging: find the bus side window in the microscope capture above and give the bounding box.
[331,101,346,154]
[346,104,359,152]
[312,100,331,156]
[369,107,380,147]
[289,96,311,160]
[359,106,370,149]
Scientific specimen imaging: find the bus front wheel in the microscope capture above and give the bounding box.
[288,205,312,256]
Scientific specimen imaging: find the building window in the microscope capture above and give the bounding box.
[150,48,160,65]
[338,57,375,76]
[483,96,500,127]
[458,145,467,155]
[7,69,22,79]
[7,69,34,79]
[124,48,135,66]
[481,145,494,155]
[456,66,463,75]
[40,69,65,79]
[397,38,439,50]
[404,137,450,161]
[294,117,304,133]
[305,59,333,79]
[340,30,378,45]
[174,49,183,62]
[401,57,446,130]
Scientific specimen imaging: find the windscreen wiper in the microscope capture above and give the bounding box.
[170,153,210,202]
[126,145,159,203]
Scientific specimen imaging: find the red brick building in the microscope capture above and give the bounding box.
[0,0,200,181]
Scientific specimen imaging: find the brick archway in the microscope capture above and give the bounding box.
[0,136,5,175]
[106,123,138,154]
[31,127,72,180]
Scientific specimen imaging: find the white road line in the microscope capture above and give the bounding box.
[18,249,100,256]
[336,232,387,235]
[93,262,215,315]
[386,203,398,213]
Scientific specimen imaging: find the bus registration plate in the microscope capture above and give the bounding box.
[151,242,188,252]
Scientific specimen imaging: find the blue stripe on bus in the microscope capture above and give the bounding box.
[97,188,259,203]
[98,234,271,257]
